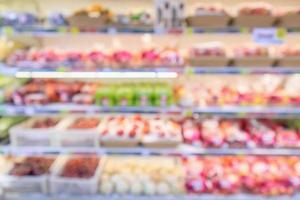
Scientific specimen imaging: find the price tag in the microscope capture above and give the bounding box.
[253,28,286,44]
[185,27,193,35]
[56,66,67,72]
[240,27,249,33]
[70,27,79,34]
[184,66,195,75]
[183,109,193,117]
[2,26,14,37]
[237,112,246,118]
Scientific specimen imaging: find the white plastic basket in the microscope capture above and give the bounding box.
[9,117,62,147]
[49,156,104,195]
[0,156,56,194]
[55,117,101,147]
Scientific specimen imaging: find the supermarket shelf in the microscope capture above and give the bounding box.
[2,145,300,156]
[3,194,300,200]
[1,104,300,117]
[2,65,300,77]
[2,25,300,35]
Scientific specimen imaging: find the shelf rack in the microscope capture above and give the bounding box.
[3,193,300,200]
[2,65,300,77]
[1,26,300,35]
[2,145,300,156]
[1,104,300,118]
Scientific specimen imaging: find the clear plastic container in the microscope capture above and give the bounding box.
[0,156,56,194]
[9,117,61,147]
[49,156,104,195]
[98,114,142,147]
[55,117,101,147]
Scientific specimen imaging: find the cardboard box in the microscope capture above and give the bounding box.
[233,57,274,67]
[234,15,275,27]
[67,15,109,29]
[186,15,231,28]
[278,14,300,28]
[188,57,230,67]
[277,57,300,67]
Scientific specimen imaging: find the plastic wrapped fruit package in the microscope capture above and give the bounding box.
[0,156,56,194]
[276,45,300,67]
[99,156,185,196]
[232,44,274,67]
[6,48,109,69]
[278,7,300,28]
[99,115,146,147]
[281,75,300,105]
[179,75,299,107]
[183,156,300,196]
[182,119,201,145]
[186,3,231,28]
[159,48,184,67]
[233,2,275,27]
[142,116,182,148]
[50,156,102,195]
[188,42,229,66]
[55,117,101,147]
[138,48,161,68]
[9,117,62,147]
[110,50,135,68]
[7,80,85,105]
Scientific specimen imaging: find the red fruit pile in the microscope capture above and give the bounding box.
[100,115,148,138]
[61,157,99,178]
[184,156,300,196]
[6,48,185,69]
[10,157,55,176]
[68,118,100,129]
[7,80,97,105]
[182,119,300,148]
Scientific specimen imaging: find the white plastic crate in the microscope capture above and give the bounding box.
[0,156,56,194]
[49,156,104,195]
[55,117,101,147]
[9,117,62,147]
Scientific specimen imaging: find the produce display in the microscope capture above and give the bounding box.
[184,156,300,196]
[9,157,55,176]
[100,157,184,195]
[2,0,300,199]
[6,80,174,107]
[182,118,300,148]
[2,2,300,29]
[7,44,300,69]
[8,115,300,148]
[180,75,300,107]
[5,48,186,69]
[0,155,300,196]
